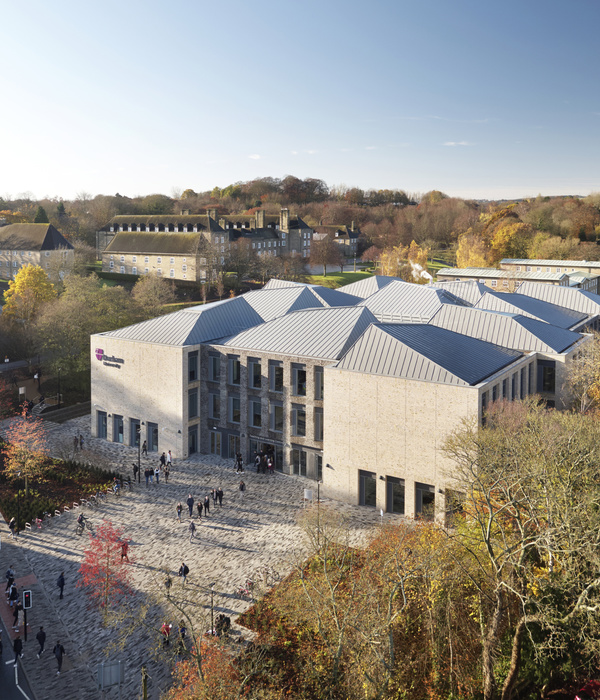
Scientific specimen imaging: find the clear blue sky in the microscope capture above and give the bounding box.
[2,0,600,201]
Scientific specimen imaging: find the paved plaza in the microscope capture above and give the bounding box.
[0,415,383,700]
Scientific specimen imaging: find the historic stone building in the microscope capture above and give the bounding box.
[0,223,74,282]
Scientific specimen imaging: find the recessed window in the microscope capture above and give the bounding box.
[132,256,137,263]
[132,267,137,274]
[491,280,497,287]
[228,356,241,385]
[270,401,283,432]
[269,361,283,392]
[120,256,125,262]
[188,351,198,382]
[170,269,175,278]
[209,392,220,420]
[249,398,262,428]
[170,257,175,264]
[249,358,261,388]
[291,404,306,437]
[145,256,149,263]
[314,408,323,441]
[157,257,162,264]
[188,388,198,419]
[228,396,241,423]
[120,266,125,273]
[314,367,324,400]
[208,354,220,382]
[292,364,306,396]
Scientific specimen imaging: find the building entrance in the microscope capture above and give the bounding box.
[249,440,283,472]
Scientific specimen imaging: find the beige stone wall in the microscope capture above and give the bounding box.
[322,368,480,516]
[0,251,73,281]
[90,336,187,457]
[102,253,199,281]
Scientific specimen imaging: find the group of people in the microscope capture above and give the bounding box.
[253,450,275,474]
[178,489,224,521]
[141,450,173,485]
[73,434,84,451]
[5,567,66,673]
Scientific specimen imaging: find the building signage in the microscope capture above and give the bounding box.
[95,348,125,369]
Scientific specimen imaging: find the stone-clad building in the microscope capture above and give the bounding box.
[90,277,591,518]
[0,223,74,282]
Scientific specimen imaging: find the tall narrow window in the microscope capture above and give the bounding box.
[249,358,261,388]
[208,354,220,382]
[228,396,241,423]
[188,351,198,382]
[292,364,306,396]
[291,405,306,437]
[228,356,241,385]
[188,388,198,419]
[314,366,324,400]
[269,361,283,392]
[249,398,262,428]
[270,402,283,432]
[209,392,220,420]
[314,408,323,441]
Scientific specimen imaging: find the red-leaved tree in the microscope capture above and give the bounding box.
[78,521,133,624]
[1,405,49,496]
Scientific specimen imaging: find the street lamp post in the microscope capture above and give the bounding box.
[210,583,215,635]
[57,368,62,409]
[136,424,141,483]
[16,471,21,536]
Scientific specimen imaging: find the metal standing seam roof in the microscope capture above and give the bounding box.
[428,305,582,353]
[221,306,379,360]
[357,279,469,322]
[334,323,523,386]
[475,291,587,330]
[235,286,327,322]
[430,279,487,305]
[501,258,600,269]
[516,281,600,316]
[338,275,402,300]
[308,285,362,307]
[436,267,568,282]
[262,278,312,290]
[97,296,265,346]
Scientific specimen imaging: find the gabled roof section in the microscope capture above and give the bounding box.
[237,287,327,322]
[437,267,569,282]
[101,215,223,232]
[501,258,600,269]
[335,324,522,386]
[339,275,402,300]
[97,296,264,346]
[308,285,362,307]
[357,279,469,322]
[429,305,581,353]
[104,232,205,255]
[517,281,600,316]
[431,279,487,305]
[262,278,311,290]
[475,291,587,330]
[0,223,73,251]
[222,306,378,360]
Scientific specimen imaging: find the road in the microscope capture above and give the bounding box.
[1,618,35,700]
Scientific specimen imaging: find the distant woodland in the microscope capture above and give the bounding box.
[3,177,600,266]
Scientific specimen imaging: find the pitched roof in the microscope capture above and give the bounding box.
[338,275,401,299]
[357,279,468,322]
[436,267,568,282]
[97,296,264,346]
[262,278,311,290]
[0,223,73,251]
[221,306,378,360]
[501,258,600,269]
[430,279,487,305]
[474,291,587,329]
[104,232,206,255]
[335,323,522,386]
[429,305,581,353]
[101,215,222,232]
[516,281,600,316]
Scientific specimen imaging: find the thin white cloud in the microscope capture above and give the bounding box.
[290,150,299,155]
[443,141,472,147]
[248,154,261,160]
[306,149,318,155]
[365,146,377,150]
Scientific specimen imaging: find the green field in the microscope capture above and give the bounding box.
[306,270,373,289]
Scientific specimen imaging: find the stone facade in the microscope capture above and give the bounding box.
[102,251,203,281]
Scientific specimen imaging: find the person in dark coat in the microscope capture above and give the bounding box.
[217,487,223,506]
[57,572,65,599]
[196,501,203,519]
[186,494,194,518]
[36,626,46,658]
[53,641,65,674]
[211,489,217,508]
[13,636,23,666]
[204,494,210,515]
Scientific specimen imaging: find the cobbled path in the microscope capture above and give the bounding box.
[0,415,383,700]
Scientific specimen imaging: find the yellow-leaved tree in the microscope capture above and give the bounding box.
[3,264,57,322]
[455,228,490,268]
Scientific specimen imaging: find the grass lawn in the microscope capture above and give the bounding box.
[306,270,373,289]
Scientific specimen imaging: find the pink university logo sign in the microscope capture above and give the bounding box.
[95,348,104,361]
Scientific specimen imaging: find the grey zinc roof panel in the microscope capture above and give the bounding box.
[239,286,326,321]
[429,305,581,353]
[517,281,600,316]
[262,278,312,290]
[99,296,264,345]
[222,306,378,360]
[357,279,468,322]
[338,275,401,300]
[436,267,568,281]
[475,291,587,329]
[336,324,522,386]
[431,279,487,305]
[501,258,600,269]
[308,285,362,307]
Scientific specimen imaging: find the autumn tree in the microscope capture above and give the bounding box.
[444,400,600,700]
[489,221,532,263]
[563,332,600,413]
[1,406,49,496]
[0,374,17,418]
[78,521,134,624]
[456,228,490,268]
[3,265,57,322]
[132,273,176,317]
[310,235,344,276]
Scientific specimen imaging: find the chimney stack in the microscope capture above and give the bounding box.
[280,208,290,231]
[256,209,265,229]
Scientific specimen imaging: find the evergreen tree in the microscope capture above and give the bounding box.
[33,206,49,223]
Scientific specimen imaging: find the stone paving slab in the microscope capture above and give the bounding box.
[0,415,384,700]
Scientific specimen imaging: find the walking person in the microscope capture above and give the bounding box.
[217,487,223,507]
[176,502,183,522]
[154,465,160,485]
[13,636,23,666]
[5,565,15,592]
[204,494,210,516]
[36,626,46,658]
[178,561,189,585]
[73,435,79,452]
[133,463,139,481]
[164,464,170,483]
[57,572,65,600]
[188,520,197,543]
[160,452,167,468]
[79,434,84,450]
[121,541,130,563]
[186,494,194,518]
[196,501,203,519]
[53,641,65,675]
[9,583,18,607]
[12,600,23,631]
[167,450,172,467]
[239,480,246,502]
[142,440,148,456]
[145,468,150,486]
[8,517,16,538]
[211,488,218,508]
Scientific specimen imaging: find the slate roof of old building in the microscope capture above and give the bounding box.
[0,223,73,250]
[100,215,223,232]
[334,323,522,386]
[104,232,206,255]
